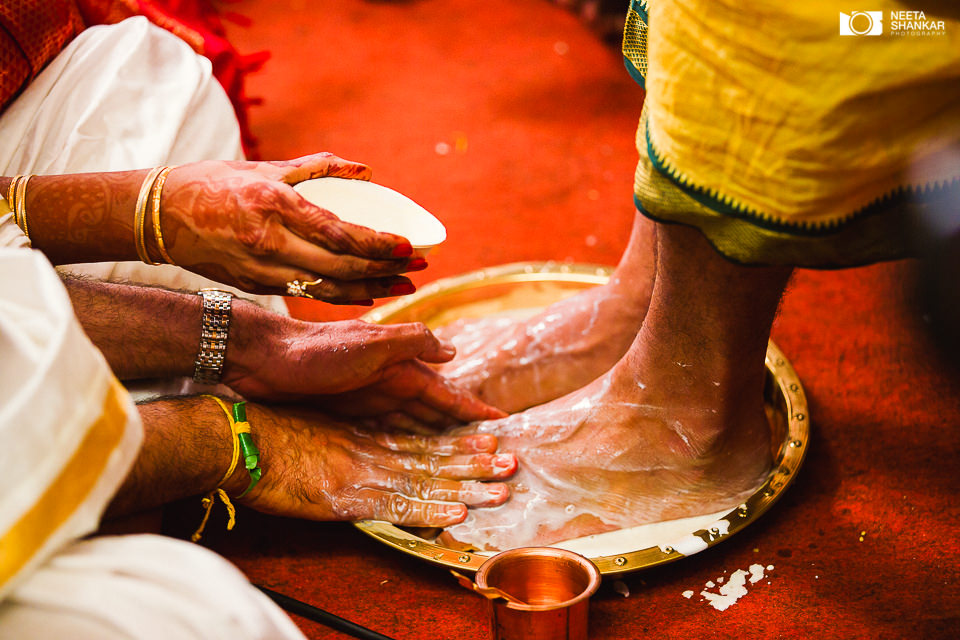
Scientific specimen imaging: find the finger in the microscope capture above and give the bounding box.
[358,488,468,527]
[384,452,518,480]
[373,432,499,455]
[295,274,416,302]
[379,363,508,422]
[357,325,453,369]
[374,412,438,435]
[273,152,373,183]
[280,229,426,280]
[228,256,417,302]
[380,474,510,507]
[283,199,415,260]
[387,326,455,365]
[254,263,416,302]
[412,338,456,365]
[393,400,452,429]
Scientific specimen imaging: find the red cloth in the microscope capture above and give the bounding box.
[0,1,85,112]
[0,1,265,158]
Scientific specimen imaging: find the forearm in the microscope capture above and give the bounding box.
[106,395,252,518]
[1,170,155,265]
[63,276,201,380]
[64,274,292,384]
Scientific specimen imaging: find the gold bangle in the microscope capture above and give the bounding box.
[6,175,19,210]
[134,167,164,265]
[7,175,23,233]
[15,174,32,239]
[150,166,175,264]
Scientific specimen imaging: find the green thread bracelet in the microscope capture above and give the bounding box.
[232,401,262,498]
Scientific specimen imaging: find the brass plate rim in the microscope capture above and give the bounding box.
[356,262,809,575]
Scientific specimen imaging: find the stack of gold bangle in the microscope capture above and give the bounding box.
[7,174,33,239]
[134,166,177,265]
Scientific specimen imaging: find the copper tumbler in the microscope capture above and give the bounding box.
[474,547,601,640]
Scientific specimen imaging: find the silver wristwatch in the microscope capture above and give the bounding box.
[193,288,233,385]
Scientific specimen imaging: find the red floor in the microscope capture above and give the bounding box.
[189,1,960,638]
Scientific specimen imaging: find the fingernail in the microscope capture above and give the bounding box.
[392,242,413,258]
[463,482,509,504]
[390,283,416,296]
[407,258,428,271]
[439,340,456,356]
[350,299,375,306]
[466,434,496,452]
[493,454,516,474]
[444,504,467,519]
[485,484,510,500]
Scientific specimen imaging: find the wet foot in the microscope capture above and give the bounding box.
[440,220,790,551]
[436,215,656,412]
[439,356,773,550]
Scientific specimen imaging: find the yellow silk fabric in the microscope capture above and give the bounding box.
[645,0,960,227]
[628,1,960,265]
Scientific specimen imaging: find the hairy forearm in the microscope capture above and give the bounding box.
[63,276,201,380]
[106,395,252,518]
[63,274,290,384]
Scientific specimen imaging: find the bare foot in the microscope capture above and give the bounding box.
[439,222,792,551]
[436,215,656,412]
[440,357,773,550]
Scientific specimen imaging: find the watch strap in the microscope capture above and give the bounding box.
[193,288,233,385]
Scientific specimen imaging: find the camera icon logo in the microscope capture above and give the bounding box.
[839,11,883,36]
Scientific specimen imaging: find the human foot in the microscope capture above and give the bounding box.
[436,215,656,412]
[439,357,774,550]
[440,222,792,550]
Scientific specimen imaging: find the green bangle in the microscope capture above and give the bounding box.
[232,401,262,498]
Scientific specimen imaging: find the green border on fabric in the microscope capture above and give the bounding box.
[644,115,959,237]
[622,0,649,88]
[632,192,918,269]
[623,55,646,87]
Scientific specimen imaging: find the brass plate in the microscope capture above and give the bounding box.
[357,262,809,575]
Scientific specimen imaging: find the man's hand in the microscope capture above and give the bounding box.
[225,313,508,428]
[110,397,516,527]
[315,360,506,432]
[231,405,517,526]
[65,278,506,427]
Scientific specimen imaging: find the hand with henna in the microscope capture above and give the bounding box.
[10,152,425,302]
[112,397,518,528]
[234,406,517,526]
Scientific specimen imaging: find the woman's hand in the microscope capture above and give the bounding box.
[159,152,425,301]
[235,406,517,527]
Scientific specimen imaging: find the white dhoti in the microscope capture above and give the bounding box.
[1,535,304,640]
[0,16,284,314]
[0,17,304,639]
[0,244,304,639]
